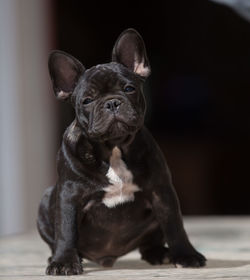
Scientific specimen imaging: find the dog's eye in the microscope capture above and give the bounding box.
[124,86,135,93]
[82,97,93,105]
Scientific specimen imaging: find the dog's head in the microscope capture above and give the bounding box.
[48,29,151,143]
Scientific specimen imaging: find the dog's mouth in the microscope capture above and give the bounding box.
[88,117,139,143]
[102,120,134,140]
[108,120,129,134]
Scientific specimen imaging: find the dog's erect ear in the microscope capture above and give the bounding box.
[48,50,85,101]
[112,29,151,78]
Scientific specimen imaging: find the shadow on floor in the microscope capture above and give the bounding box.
[1,259,249,277]
[84,258,250,273]
[206,259,250,268]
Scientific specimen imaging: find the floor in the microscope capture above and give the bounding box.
[1,217,250,279]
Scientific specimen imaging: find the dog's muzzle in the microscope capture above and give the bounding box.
[104,99,122,114]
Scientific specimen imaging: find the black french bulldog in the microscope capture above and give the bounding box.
[37,29,206,275]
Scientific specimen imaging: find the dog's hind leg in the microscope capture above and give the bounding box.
[37,185,56,258]
[139,227,170,265]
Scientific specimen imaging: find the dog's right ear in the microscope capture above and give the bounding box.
[48,50,85,101]
[112,29,151,78]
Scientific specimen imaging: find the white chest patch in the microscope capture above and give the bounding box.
[102,147,140,208]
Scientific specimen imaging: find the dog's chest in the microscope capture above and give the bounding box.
[102,147,140,208]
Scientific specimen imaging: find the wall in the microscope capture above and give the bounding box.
[0,0,57,235]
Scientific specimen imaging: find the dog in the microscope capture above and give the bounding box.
[37,28,206,275]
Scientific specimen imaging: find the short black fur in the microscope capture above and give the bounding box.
[37,28,206,276]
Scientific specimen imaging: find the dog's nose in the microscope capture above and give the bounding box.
[105,99,121,113]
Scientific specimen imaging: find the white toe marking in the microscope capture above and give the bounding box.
[175,263,185,268]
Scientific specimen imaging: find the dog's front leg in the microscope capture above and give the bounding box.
[151,183,206,268]
[46,182,83,276]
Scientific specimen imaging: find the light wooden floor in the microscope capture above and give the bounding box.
[1,217,250,279]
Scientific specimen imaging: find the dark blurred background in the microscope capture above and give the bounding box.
[1,0,250,236]
[54,0,250,215]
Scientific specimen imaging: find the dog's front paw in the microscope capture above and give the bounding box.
[170,250,206,268]
[46,261,83,275]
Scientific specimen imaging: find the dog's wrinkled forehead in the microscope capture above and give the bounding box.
[48,29,151,103]
[82,62,139,93]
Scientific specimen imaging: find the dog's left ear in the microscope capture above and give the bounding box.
[112,29,151,78]
[48,50,85,101]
